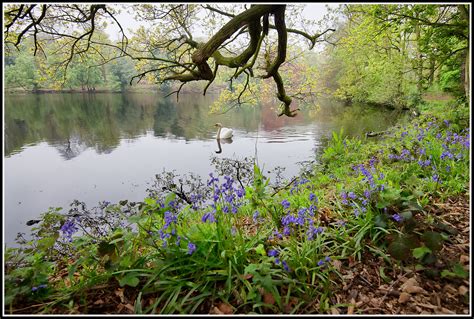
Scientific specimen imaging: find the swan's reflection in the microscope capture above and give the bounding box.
[215,137,233,153]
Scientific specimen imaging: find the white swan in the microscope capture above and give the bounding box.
[215,123,233,139]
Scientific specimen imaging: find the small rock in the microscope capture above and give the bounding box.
[458,286,468,296]
[399,292,411,303]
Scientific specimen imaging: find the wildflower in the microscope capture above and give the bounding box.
[268,249,279,257]
[187,242,196,255]
[236,187,245,198]
[401,131,408,137]
[275,258,281,265]
[445,166,451,172]
[392,214,403,222]
[317,260,325,266]
[231,206,238,214]
[281,199,291,209]
[336,220,346,227]
[308,204,317,216]
[324,256,331,262]
[432,174,440,183]
[176,236,181,246]
[340,192,348,205]
[348,192,357,199]
[253,211,260,222]
[202,211,216,223]
[207,173,219,186]
[440,151,454,160]
[282,260,291,272]
[225,193,235,204]
[309,193,318,203]
[60,220,78,242]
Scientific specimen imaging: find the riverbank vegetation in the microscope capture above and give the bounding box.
[3,3,470,315]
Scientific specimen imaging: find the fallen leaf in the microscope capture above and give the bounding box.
[94,299,105,305]
[458,286,468,296]
[331,307,340,314]
[333,259,342,271]
[263,292,275,306]
[459,255,469,264]
[347,298,355,314]
[209,306,224,314]
[217,303,233,314]
[115,288,126,303]
[398,292,411,303]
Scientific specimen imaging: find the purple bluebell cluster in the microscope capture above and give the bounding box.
[60,220,79,242]
[206,174,246,218]
[290,177,311,194]
[31,284,48,292]
[317,256,331,267]
[187,242,196,255]
[273,196,324,241]
[392,214,403,222]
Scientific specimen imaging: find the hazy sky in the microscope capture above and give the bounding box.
[105,4,336,41]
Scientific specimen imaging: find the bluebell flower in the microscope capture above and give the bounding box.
[324,256,331,262]
[309,193,317,203]
[268,249,279,257]
[60,220,78,242]
[445,166,451,172]
[308,204,317,216]
[282,260,291,272]
[275,258,280,265]
[232,206,238,214]
[281,199,291,209]
[187,242,196,255]
[392,214,403,222]
[202,211,216,223]
[176,236,181,246]
[432,174,440,183]
[317,260,325,266]
[223,206,229,213]
[348,192,357,199]
[236,187,245,198]
[253,211,260,222]
[340,192,348,205]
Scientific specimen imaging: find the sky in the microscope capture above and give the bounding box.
[104,3,337,41]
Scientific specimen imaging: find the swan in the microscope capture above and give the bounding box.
[215,123,233,139]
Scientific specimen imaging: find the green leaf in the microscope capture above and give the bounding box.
[453,263,469,279]
[421,231,443,251]
[144,198,156,206]
[412,246,432,259]
[119,273,140,287]
[400,210,413,220]
[255,244,266,256]
[379,267,391,283]
[374,215,387,228]
[441,270,456,278]
[388,236,412,261]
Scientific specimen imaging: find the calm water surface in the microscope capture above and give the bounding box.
[4,92,405,245]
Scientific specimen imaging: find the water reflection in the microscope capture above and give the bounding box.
[215,138,233,154]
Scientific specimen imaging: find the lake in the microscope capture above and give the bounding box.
[4,92,406,245]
